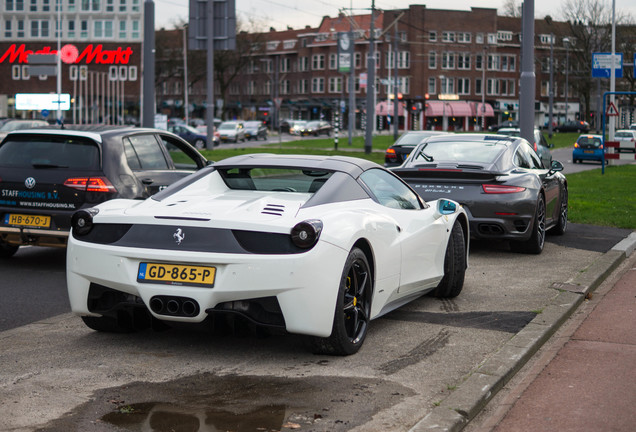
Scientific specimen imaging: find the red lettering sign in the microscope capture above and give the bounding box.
[0,44,134,65]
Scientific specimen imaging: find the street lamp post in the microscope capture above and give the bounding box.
[439,75,447,131]
[548,33,554,139]
[481,46,487,130]
[183,24,189,126]
[563,37,570,124]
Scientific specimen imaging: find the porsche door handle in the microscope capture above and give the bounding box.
[396,225,402,232]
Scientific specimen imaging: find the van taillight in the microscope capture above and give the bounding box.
[64,177,116,193]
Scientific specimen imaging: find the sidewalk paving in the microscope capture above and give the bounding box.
[471,244,636,432]
[410,232,636,432]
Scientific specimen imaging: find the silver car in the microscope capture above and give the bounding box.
[218,121,246,143]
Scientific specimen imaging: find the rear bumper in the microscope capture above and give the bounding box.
[0,226,69,247]
[573,148,604,161]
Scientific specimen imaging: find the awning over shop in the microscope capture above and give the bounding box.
[472,102,495,117]
[425,100,473,117]
[376,101,405,116]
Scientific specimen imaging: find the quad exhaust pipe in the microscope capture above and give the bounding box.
[149,296,200,317]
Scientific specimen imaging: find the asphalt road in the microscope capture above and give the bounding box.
[0,223,632,432]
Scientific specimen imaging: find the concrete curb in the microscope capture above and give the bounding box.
[409,234,636,432]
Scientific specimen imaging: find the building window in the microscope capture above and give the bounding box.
[119,21,126,38]
[55,18,62,38]
[131,20,139,38]
[80,20,88,38]
[541,80,550,97]
[497,31,513,41]
[12,65,22,80]
[94,21,113,38]
[42,0,50,12]
[354,52,361,68]
[487,78,499,96]
[4,21,11,38]
[119,0,126,12]
[328,77,342,93]
[31,20,50,38]
[442,31,455,42]
[299,79,308,94]
[312,54,325,70]
[17,20,24,37]
[30,0,37,12]
[539,34,555,45]
[441,52,455,69]
[429,31,437,42]
[429,51,437,69]
[428,77,436,94]
[280,57,290,73]
[396,51,410,68]
[281,80,290,95]
[457,32,471,43]
[440,77,454,94]
[475,53,483,70]
[68,0,76,11]
[329,53,337,70]
[457,53,470,70]
[487,54,500,71]
[475,78,482,95]
[487,33,497,44]
[476,33,484,44]
[501,55,516,72]
[298,56,308,72]
[132,0,140,12]
[457,78,470,95]
[311,77,324,93]
[106,0,114,12]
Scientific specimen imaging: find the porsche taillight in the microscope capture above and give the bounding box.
[64,177,117,193]
[385,148,396,156]
[482,184,526,194]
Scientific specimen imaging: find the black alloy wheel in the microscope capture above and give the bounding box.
[551,187,568,235]
[512,194,546,254]
[308,247,372,355]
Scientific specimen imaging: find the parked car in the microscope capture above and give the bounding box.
[488,120,518,132]
[218,121,246,143]
[66,153,468,355]
[554,120,589,133]
[393,134,568,254]
[289,120,308,136]
[170,123,212,148]
[496,127,553,168]
[243,120,268,140]
[573,134,606,164]
[614,129,636,153]
[300,120,332,136]
[280,119,303,134]
[384,131,450,167]
[0,126,209,258]
[0,119,49,140]
[629,123,636,130]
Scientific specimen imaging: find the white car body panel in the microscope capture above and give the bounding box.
[67,155,468,340]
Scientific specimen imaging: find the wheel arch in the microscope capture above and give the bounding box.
[352,238,375,288]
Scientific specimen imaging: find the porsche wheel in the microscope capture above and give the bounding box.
[551,187,568,235]
[512,194,546,254]
[431,221,466,298]
[81,315,134,333]
[0,240,19,258]
[309,247,372,356]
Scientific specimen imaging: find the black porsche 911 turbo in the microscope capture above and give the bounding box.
[392,134,568,254]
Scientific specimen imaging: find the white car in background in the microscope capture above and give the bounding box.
[614,129,636,153]
[67,154,468,355]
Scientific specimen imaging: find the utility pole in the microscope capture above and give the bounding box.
[519,0,535,144]
[364,0,375,154]
[142,0,155,128]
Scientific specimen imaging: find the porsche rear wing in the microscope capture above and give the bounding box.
[392,167,508,183]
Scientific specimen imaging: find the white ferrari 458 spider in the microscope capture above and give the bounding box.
[67,154,469,355]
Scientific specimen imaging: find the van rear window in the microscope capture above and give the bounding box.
[0,135,100,170]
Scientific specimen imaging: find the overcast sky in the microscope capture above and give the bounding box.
[153,0,636,31]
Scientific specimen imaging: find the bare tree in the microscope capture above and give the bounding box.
[558,0,631,122]
[501,0,522,18]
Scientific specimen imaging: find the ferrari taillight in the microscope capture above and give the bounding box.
[482,184,526,194]
[64,177,117,193]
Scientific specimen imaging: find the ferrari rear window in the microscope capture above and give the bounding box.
[218,167,333,193]
[0,135,100,169]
